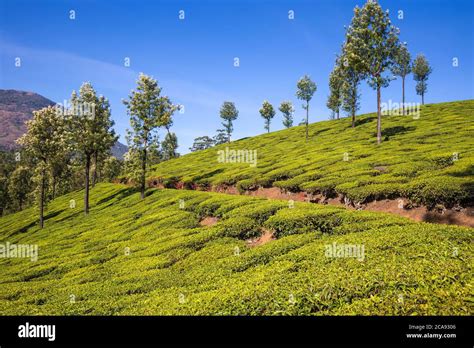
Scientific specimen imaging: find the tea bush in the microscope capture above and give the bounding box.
[0,183,472,315]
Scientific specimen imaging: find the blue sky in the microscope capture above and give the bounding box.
[1,0,473,153]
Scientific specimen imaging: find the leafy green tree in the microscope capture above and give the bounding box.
[0,175,8,216]
[412,54,432,105]
[213,129,228,145]
[391,43,412,114]
[161,132,179,160]
[0,151,16,178]
[259,100,276,133]
[48,150,72,199]
[190,136,214,152]
[341,67,361,128]
[123,149,141,185]
[69,82,116,213]
[296,75,317,140]
[91,104,118,187]
[162,103,179,134]
[7,165,31,210]
[0,151,16,215]
[344,1,401,144]
[327,58,344,119]
[17,106,68,228]
[123,73,177,199]
[148,142,163,166]
[219,102,239,142]
[101,156,123,182]
[279,101,294,128]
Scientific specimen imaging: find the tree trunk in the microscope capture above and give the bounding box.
[92,151,98,187]
[84,155,90,214]
[376,86,382,145]
[352,112,355,128]
[422,92,424,105]
[336,109,339,120]
[52,176,56,199]
[402,76,405,115]
[305,101,309,140]
[141,147,147,199]
[39,168,45,228]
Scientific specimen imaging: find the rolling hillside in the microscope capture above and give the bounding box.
[147,100,474,216]
[0,183,472,315]
[0,100,473,316]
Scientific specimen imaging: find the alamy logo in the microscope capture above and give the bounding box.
[18,322,56,341]
[381,99,420,119]
[55,99,96,118]
[325,242,365,261]
[0,242,38,261]
[217,147,257,167]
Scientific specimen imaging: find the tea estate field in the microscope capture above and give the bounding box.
[0,183,472,315]
[148,100,474,209]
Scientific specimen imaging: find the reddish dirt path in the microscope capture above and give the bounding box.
[199,216,219,227]
[246,228,275,247]
[147,180,474,228]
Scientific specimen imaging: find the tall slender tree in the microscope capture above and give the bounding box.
[279,101,294,128]
[219,102,239,142]
[161,132,179,160]
[8,166,31,210]
[17,106,68,228]
[412,54,432,105]
[341,68,361,128]
[124,73,177,199]
[259,101,276,133]
[0,151,17,215]
[69,83,116,213]
[391,43,412,115]
[344,1,401,144]
[92,96,118,187]
[296,75,317,140]
[0,176,8,216]
[340,44,363,128]
[327,57,344,120]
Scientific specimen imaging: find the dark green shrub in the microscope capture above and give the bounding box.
[214,217,261,239]
[236,179,258,194]
[404,176,471,209]
[264,207,342,237]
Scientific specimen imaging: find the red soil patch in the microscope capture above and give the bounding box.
[146,178,474,228]
[229,187,474,228]
[199,216,219,227]
[213,185,239,195]
[365,199,474,227]
[246,228,275,247]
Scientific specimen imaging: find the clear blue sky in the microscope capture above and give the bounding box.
[1,0,473,153]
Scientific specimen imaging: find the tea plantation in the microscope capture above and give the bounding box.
[0,183,472,315]
[148,100,474,209]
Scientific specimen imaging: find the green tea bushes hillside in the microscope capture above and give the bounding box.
[148,100,474,209]
[0,183,472,315]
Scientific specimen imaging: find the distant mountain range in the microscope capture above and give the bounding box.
[0,89,128,159]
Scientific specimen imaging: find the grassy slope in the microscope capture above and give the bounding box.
[148,100,474,208]
[0,183,472,315]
